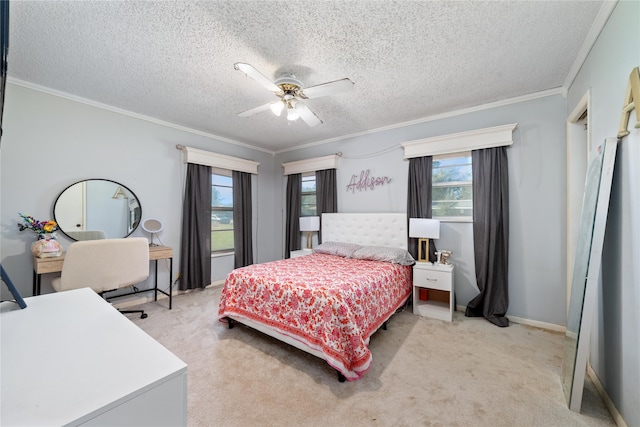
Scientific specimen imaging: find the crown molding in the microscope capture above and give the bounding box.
[9,77,561,157]
[275,88,562,154]
[562,1,618,91]
[7,78,276,156]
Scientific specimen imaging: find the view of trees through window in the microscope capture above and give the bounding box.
[301,174,317,216]
[432,153,473,219]
[212,173,234,252]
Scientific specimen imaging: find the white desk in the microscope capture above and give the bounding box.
[1,288,187,426]
[32,246,174,309]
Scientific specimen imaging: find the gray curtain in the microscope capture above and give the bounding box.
[284,173,301,258]
[407,156,437,262]
[465,147,510,327]
[179,163,211,290]
[232,170,253,268]
[315,168,337,243]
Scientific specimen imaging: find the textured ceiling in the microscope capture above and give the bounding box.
[8,1,604,153]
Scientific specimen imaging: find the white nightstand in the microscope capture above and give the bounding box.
[412,262,454,322]
[290,249,313,258]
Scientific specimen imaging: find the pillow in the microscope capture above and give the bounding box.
[350,245,416,266]
[313,241,363,258]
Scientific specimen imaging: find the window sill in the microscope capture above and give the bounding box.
[434,217,473,223]
[211,251,234,258]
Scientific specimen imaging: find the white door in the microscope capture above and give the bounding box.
[55,182,86,232]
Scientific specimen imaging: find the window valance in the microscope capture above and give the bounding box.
[402,123,518,159]
[180,146,259,174]
[282,154,340,175]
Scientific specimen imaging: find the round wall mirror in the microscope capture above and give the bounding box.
[53,179,142,241]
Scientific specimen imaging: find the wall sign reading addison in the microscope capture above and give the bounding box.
[346,169,392,193]
[618,66,640,139]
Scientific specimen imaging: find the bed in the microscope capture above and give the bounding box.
[217,213,413,381]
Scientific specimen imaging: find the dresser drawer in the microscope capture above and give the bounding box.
[413,268,451,291]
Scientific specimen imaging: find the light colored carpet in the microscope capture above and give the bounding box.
[130,286,615,427]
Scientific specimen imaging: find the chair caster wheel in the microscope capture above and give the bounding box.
[140,313,148,319]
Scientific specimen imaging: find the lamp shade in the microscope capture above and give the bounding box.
[287,106,299,121]
[270,101,284,116]
[299,216,320,232]
[409,218,440,239]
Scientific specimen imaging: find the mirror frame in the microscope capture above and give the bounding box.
[561,138,618,411]
[53,178,142,241]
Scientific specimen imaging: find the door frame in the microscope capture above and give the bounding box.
[566,90,591,312]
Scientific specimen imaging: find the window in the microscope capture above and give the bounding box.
[211,172,234,252]
[301,173,317,216]
[432,153,473,220]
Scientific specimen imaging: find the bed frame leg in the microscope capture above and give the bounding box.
[337,370,346,382]
[382,320,388,330]
[227,317,235,329]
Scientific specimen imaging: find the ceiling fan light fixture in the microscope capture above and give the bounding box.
[270,101,284,116]
[287,105,299,121]
[235,63,351,127]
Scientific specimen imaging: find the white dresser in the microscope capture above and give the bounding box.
[0,288,187,426]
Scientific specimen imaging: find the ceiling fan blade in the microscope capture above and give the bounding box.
[234,63,281,93]
[238,102,273,117]
[296,103,323,127]
[302,78,354,99]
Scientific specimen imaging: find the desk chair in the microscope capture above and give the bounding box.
[51,238,150,319]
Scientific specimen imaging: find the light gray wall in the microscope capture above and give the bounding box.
[0,83,278,297]
[567,1,639,425]
[276,93,568,326]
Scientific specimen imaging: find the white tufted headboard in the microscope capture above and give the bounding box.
[321,213,408,250]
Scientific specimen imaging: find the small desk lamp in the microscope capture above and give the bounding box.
[409,218,440,262]
[299,216,320,249]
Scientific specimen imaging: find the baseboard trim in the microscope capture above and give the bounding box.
[587,365,627,427]
[111,290,173,309]
[455,305,565,333]
[209,280,225,288]
[507,314,565,333]
[112,281,225,309]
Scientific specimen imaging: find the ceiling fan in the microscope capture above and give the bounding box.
[234,62,354,127]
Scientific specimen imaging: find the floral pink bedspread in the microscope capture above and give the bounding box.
[217,253,412,380]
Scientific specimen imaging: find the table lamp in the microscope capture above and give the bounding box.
[299,216,320,249]
[409,218,440,262]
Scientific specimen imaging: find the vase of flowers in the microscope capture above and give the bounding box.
[18,213,63,258]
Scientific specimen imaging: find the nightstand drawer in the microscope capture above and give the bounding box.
[413,268,451,291]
